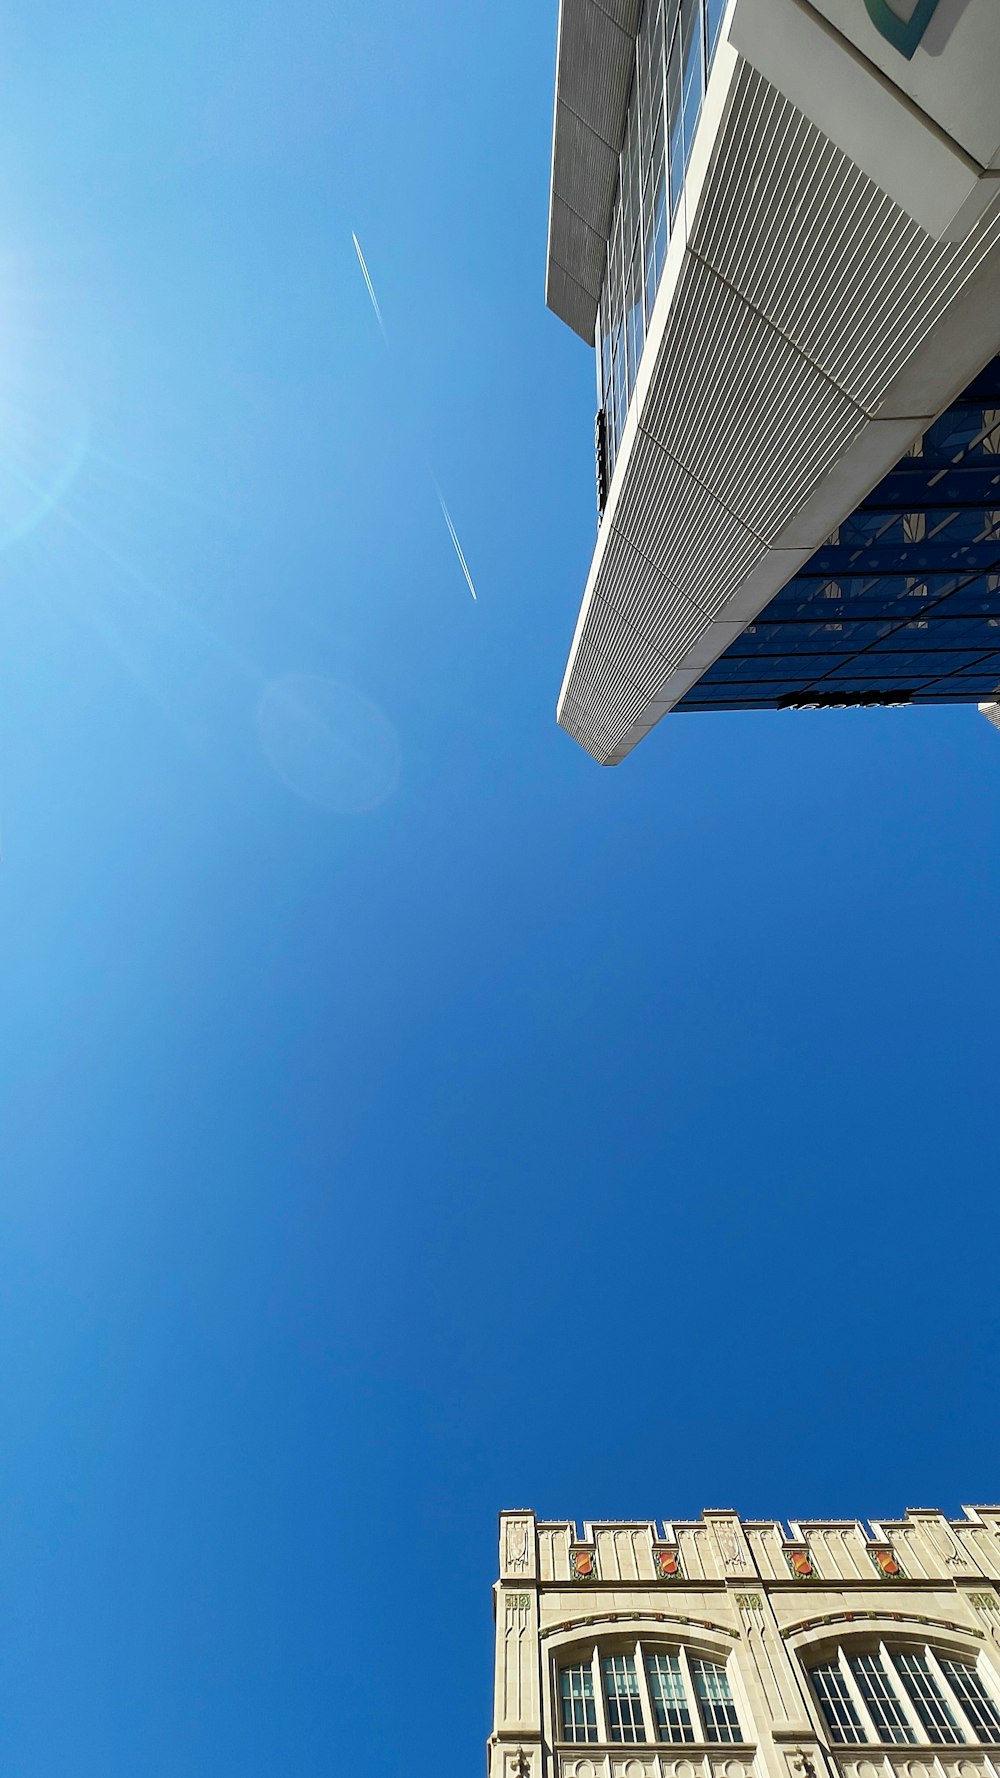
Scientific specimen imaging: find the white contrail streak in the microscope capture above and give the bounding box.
[352,232,386,338]
[352,229,478,601]
[434,482,478,602]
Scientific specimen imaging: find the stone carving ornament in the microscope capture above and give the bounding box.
[715,1518,753,1574]
[506,1519,530,1573]
[924,1517,972,1571]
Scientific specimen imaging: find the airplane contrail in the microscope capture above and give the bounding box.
[434,480,478,602]
[352,229,479,603]
[352,232,386,339]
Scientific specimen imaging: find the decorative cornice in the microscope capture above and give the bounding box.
[537,1577,990,1592]
[541,1610,740,1639]
[782,1609,984,1640]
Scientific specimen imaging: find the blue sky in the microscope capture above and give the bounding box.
[0,2,998,1774]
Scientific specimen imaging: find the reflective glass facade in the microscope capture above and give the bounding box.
[597,0,728,478]
[675,358,1000,712]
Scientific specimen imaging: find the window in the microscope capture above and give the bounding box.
[560,1661,597,1743]
[849,1653,914,1744]
[594,0,730,485]
[892,1651,964,1744]
[940,1660,1000,1744]
[646,1651,695,1742]
[691,1657,742,1742]
[811,1661,866,1743]
[556,1643,746,1745]
[603,1653,646,1742]
[807,1646,1000,1747]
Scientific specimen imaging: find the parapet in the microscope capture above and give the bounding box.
[499,1506,1000,1586]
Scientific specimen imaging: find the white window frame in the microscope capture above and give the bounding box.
[558,1653,600,1744]
[937,1651,1000,1745]
[601,1646,648,1744]
[553,1640,747,1747]
[806,1643,1000,1748]
[645,1646,696,1743]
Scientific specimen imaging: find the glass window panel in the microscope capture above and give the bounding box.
[810,1663,867,1744]
[560,1663,598,1743]
[627,245,644,388]
[892,1653,965,1744]
[841,510,900,544]
[666,26,683,221]
[701,652,839,682]
[645,1652,695,1743]
[679,0,705,171]
[639,45,652,141]
[678,678,821,704]
[875,615,1000,647]
[649,0,664,90]
[707,0,728,56]
[649,103,665,194]
[915,679,1000,697]
[939,1660,1000,1743]
[652,172,667,271]
[848,1654,916,1744]
[603,1653,647,1743]
[600,299,612,405]
[828,650,1000,678]
[645,230,659,323]
[691,1658,742,1743]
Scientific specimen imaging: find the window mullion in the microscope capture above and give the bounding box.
[593,1647,611,1745]
[880,1643,926,1745]
[635,1640,657,1743]
[839,1650,876,1743]
[925,1647,974,1743]
[678,1644,701,1741]
[635,33,645,277]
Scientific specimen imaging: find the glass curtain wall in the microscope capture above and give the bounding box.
[674,358,1000,711]
[598,0,729,482]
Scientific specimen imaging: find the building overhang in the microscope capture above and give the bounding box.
[556,36,1000,762]
[545,0,1000,347]
[544,0,641,344]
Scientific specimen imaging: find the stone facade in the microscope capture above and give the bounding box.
[489,1508,1000,1778]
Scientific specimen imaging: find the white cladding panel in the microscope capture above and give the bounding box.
[729,0,1000,238]
[807,0,1000,170]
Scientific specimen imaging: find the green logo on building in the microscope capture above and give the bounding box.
[863,0,942,58]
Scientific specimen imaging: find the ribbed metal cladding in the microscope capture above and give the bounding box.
[688,63,1000,417]
[595,525,710,654]
[640,258,865,544]
[563,592,679,751]
[546,262,601,342]
[558,53,1000,762]
[548,195,608,306]
[546,0,642,340]
[609,429,767,619]
[556,0,637,147]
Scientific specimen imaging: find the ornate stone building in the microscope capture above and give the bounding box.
[489,1508,1000,1778]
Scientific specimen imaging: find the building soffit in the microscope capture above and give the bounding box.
[545,0,641,343]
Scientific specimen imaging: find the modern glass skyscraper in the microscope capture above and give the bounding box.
[547,0,1000,761]
[489,1506,1000,1778]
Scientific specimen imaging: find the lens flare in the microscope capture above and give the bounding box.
[256,673,402,813]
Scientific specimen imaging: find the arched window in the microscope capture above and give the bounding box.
[557,1642,745,1746]
[806,1645,1000,1747]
